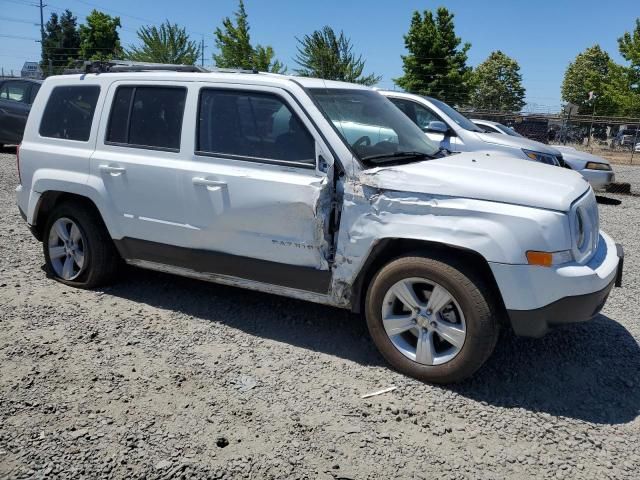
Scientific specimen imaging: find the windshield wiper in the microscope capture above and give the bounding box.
[362,151,435,163]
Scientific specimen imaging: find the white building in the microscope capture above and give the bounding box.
[21,61,43,79]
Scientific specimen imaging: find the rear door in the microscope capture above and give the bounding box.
[179,84,335,292]
[0,80,32,143]
[91,82,189,245]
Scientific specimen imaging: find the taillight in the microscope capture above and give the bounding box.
[16,143,21,185]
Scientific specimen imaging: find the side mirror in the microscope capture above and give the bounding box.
[423,120,448,134]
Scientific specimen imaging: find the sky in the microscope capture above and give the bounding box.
[1,0,637,111]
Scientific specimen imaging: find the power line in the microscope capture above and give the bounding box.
[0,0,38,6]
[0,15,38,24]
[0,33,39,40]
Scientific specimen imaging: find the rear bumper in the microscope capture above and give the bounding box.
[490,232,623,337]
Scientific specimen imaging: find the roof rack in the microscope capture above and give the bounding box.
[63,60,259,75]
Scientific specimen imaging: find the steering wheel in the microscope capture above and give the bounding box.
[353,135,371,148]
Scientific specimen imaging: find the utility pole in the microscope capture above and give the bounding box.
[586,92,597,149]
[200,35,205,67]
[38,0,48,76]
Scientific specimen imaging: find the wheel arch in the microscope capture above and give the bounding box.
[31,191,112,242]
[350,238,507,322]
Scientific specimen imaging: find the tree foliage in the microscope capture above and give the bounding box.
[395,7,472,106]
[41,10,81,76]
[619,18,640,70]
[469,51,525,111]
[79,10,123,61]
[125,21,201,65]
[616,18,640,116]
[561,45,616,115]
[294,26,380,85]
[213,0,285,73]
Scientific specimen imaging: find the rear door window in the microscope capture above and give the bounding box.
[39,85,100,141]
[197,89,315,165]
[106,86,186,151]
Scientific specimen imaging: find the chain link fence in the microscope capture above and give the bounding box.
[464,109,640,165]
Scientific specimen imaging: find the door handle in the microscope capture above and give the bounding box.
[99,165,126,174]
[192,177,227,188]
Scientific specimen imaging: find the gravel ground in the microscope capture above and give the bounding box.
[1,148,639,479]
[612,165,640,192]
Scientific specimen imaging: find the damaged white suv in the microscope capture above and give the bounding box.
[16,64,623,383]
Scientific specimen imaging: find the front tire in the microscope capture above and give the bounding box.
[365,255,499,384]
[43,202,120,288]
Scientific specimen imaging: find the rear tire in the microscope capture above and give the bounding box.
[365,254,499,384]
[43,201,120,288]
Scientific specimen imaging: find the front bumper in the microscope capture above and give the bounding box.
[507,276,616,337]
[490,232,622,337]
[580,169,615,190]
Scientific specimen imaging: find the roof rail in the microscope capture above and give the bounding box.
[61,60,208,74]
[62,60,259,75]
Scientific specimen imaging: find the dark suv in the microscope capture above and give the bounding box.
[0,78,42,148]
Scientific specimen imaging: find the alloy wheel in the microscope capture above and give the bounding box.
[48,217,86,281]
[381,277,466,366]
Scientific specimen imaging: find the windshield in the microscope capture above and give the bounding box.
[428,97,484,132]
[309,88,440,165]
[495,123,523,138]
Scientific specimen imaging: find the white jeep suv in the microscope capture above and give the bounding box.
[15,63,623,383]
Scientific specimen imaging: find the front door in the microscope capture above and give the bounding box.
[388,97,456,152]
[179,85,334,292]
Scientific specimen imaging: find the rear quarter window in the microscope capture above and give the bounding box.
[39,85,100,141]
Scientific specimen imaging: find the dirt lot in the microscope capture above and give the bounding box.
[558,143,639,166]
[1,148,639,479]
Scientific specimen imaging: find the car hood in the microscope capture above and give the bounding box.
[473,131,562,155]
[359,151,589,212]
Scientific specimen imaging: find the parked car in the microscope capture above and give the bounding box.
[612,128,638,149]
[472,119,615,190]
[15,64,623,384]
[0,78,42,147]
[380,91,564,166]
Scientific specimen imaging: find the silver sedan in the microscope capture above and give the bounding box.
[472,119,615,190]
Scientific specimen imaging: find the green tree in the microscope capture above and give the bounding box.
[395,7,472,106]
[603,61,640,116]
[616,18,640,116]
[469,51,525,112]
[294,26,380,85]
[561,45,616,115]
[41,10,81,76]
[125,21,201,65]
[618,18,640,70]
[79,10,123,61]
[213,0,285,73]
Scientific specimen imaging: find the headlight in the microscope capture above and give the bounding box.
[570,193,599,263]
[522,149,559,166]
[585,161,612,171]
